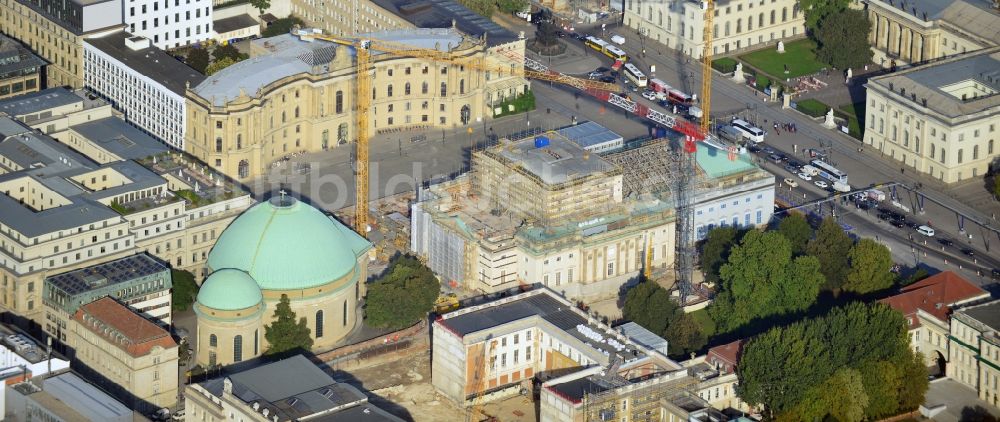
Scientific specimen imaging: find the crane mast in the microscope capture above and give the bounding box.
[355,41,372,234]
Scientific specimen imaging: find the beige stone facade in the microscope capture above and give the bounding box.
[185,30,527,181]
[864,48,1000,183]
[194,261,367,367]
[864,0,999,67]
[624,0,805,58]
[948,300,1000,408]
[290,0,410,36]
[66,297,179,411]
[0,0,121,89]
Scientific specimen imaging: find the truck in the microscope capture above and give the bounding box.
[718,125,743,143]
[610,34,626,45]
[832,181,852,193]
[800,165,819,176]
[865,189,886,201]
[687,106,703,119]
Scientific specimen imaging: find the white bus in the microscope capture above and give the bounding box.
[810,159,848,184]
[623,63,647,87]
[731,118,766,143]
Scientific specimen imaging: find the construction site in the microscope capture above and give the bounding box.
[410,121,774,306]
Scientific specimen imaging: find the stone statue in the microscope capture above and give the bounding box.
[823,108,837,129]
[732,62,745,83]
[777,41,785,53]
[845,68,853,83]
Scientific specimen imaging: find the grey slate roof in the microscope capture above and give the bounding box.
[71,117,168,160]
[84,31,205,96]
[213,14,259,34]
[869,48,1000,118]
[0,34,45,79]
[199,355,401,421]
[961,300,1000,332]
[871,0,1000,44]
[369,0,519,46]
[0,116,167,238]
[0,88,82,117]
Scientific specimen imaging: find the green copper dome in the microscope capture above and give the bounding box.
[197,269,262,311]
[207,197,371,291]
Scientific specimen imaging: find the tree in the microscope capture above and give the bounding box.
[623,281,706,358]
[737,302,922,417]
[262,17,305,38]
[186,48,210,74]
[776,213,812,255]
[535,21,561,47]
[805,217,853,292]
[171,269,199,312]
[844,238,896,294]
[364,255,440,330]
[456,0,493,17]
[213,44,247,63]
[698,226,740,285]
[992,174,1000,200]
[205,57,236,76]
[711,230,823,332]
[264,294,313,356]
[815,9,873,69]
[497,0,528,14]
[664,313,707,356]
[623,280,677,336]
[249,0,269,13]
[799,0,850,33]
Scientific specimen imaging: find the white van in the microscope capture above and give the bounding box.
[731,118,766,143]
[611,34,626,45]
[916,225,935,237]
[799,165,819,176]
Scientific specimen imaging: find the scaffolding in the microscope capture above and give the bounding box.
[580,371,698,422]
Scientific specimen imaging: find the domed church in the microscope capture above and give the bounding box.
[193,196,372,367]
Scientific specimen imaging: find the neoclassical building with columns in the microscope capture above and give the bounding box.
[864,0,1000,67]
[193,196,373,367]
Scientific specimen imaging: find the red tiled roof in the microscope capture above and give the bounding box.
[880,271,988,329]
[706,339,745,374]
[73,297,176,358]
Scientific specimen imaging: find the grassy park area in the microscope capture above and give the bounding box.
[739,39,826,80]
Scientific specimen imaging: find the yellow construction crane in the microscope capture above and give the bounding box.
[701,0,716,132]
[299,32,619,236]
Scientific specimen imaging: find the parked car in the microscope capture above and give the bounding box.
[814,180,830,189]
[783,178,798,187]
[938,238,954,247]
[890,219,905,228]
[599,76,616,83]
[641,90,657,100]
[595,66,610,73]
[991,268,1000,279]
[172,410,186,421]
[783,164,798,173]
[588,71,603,79]
[797,172,813,181]
[962,248,976,257]
[768,154,782,163]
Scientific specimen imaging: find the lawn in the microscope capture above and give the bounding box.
[838,102,866,140]
[689,308,717,339]
[712,57,739,73]
[795,98,830,118]
[739,39,826,80]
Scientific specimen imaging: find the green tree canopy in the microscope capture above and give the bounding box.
[262,17,305,38]
[171,269,199,312]
[805,217,853,292]
[185,48,209,74]
[249,0,270,12]
[799,0,850,33]
[992,175,1000,200]
[845,238,896,294]
[698,226,740,285]
[737,302,924,419]
[710,230,823,332]
[623,281,706,357]
[264,294,313,356]
[456,0,493,17]
[815,9,874,69]
[776,213,812,255]
[206,57,237,76]
[535,21,561,47]
[497,0,528,13]
[364,255,441,330]
[212,44,247,62]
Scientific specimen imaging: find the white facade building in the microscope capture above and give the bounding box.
[123,0,213,49]
[83,31,205,150]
